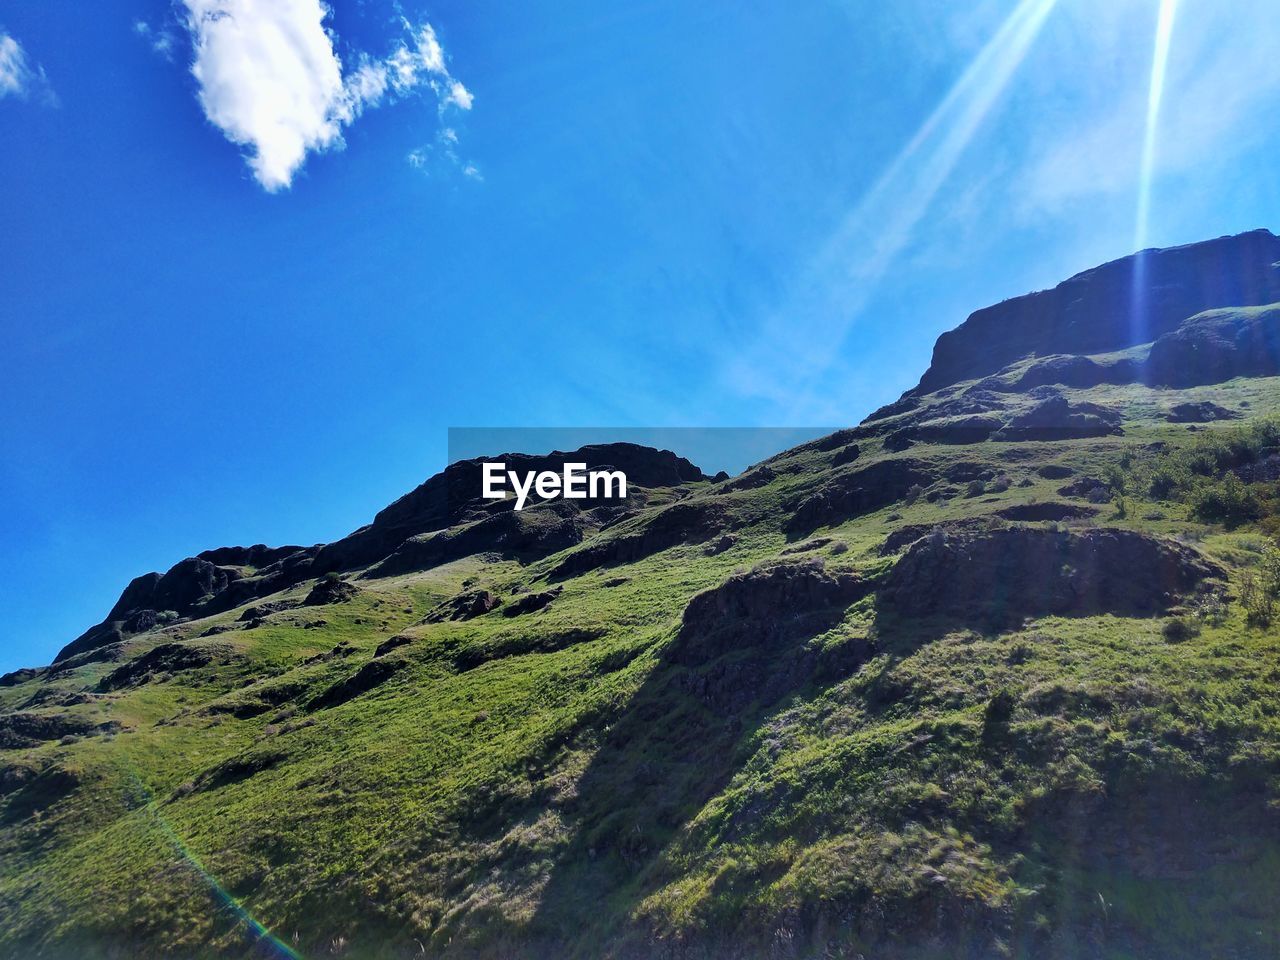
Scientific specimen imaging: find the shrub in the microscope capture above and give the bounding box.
[904,484,924,505]
[1191,474,1261,528]
[965,479,986,498]
[984,689,1016,726]
[1161,617,1199,642]
[1190,590,1229,625]
[1240,571,1275,626]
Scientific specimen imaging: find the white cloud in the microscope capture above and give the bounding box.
[0,29,53,103]
[180,1,473,192]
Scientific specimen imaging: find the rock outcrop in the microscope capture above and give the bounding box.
[882,527,1224,625]
[550,500,730,579]
[312,443,708,574]
[421,589,502,623]
[1144,304,1280,388]
[991,396,1123,442]
[671,560,871,667]
[97,643,223,692]
[1165,401,1242,423]
[912,230,1280,395]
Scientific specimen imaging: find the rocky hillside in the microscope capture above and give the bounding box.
[3,232,1280,959]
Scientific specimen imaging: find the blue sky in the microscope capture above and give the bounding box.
[3,0,1280,670]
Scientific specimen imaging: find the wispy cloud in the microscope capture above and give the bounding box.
[180,1,472,191]
[0,29,55,104]
[134,19,178,62]
[1019,0,1280,217]
[407,126,482,180]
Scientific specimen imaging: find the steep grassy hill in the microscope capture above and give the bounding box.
[4,232,1280,959]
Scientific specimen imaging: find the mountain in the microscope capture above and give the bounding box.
[911,228,1280,395]
[3,232,1280,960]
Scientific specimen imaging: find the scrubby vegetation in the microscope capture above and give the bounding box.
[1131,417,1280,529]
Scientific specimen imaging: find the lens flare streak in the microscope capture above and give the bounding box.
[724,0,1059,416]
[128,775,304,959]
[1131,0,1180,344]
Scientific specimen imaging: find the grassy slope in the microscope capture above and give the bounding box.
[2,375,1279,959]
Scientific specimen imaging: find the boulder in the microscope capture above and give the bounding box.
[1165,401,1242,423]
[1010,354,1141,391]
[313,442,709,574]
[501,587,563,617]
[0,668,41,688]
[367,501,586,578]
[421,589,502,623]
[0,713,120,750]
[994,502,1100,522]
[304,576,361,606]
[308,658,407,710]
[668,560,874,711]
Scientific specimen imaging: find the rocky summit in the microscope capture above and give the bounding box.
[3,232,1280,959]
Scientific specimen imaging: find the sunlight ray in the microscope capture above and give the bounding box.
[1131,0,1180,345]
[722,0,1059,418]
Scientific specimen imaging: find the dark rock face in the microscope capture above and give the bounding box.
[992,397,1123,442]
[1037,465,1075,480]
[672,560,871,668]
[994,502,1099,522]
[313,443,708,575]
[97,643,220,692]
[304,577,361,606]
[368,501,587,579]
[1165,401,1242,423]
[308,659,407,710]
[786,459,941,534]
[0,669,41,688]
[421,589,502,623]
[669,561,874,711]
[185,749,287,795]
[914,230,1280,394]
[54,443,707,665]
[501,587,563,618]
[882,527,1224,625]
[238,600,300,622]
[1145,305,1280,388]
[1,764,83,822]
[724,465,776,491]
[900,415,1004,447]
[0,713,120,750]
[54,548,321,663]
[550,500,730,579]
[1010,354,1140,391]
[373,635,414,658]
[1058,477,1111,500]
[831,443,862,466]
